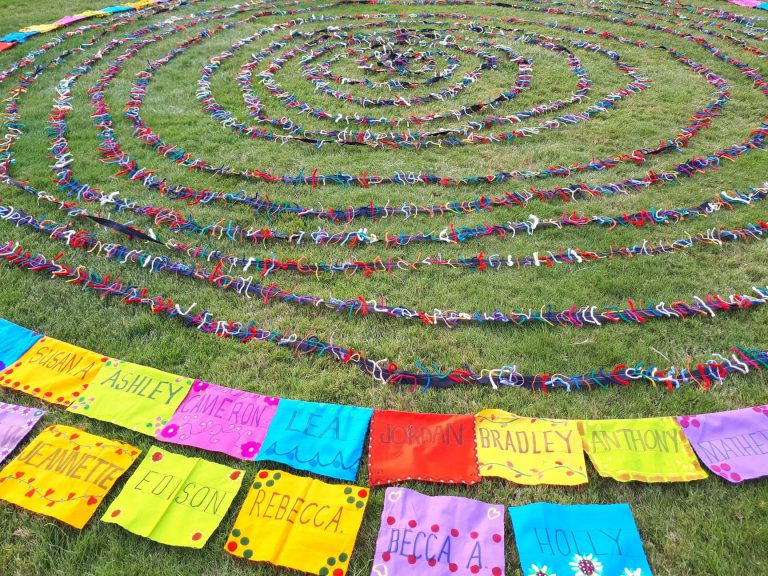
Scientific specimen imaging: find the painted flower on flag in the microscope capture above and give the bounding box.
[528,564,557,576]
[240,440,262,459]
[677,415,700,429]
[159,423,179,438]
[711,462,742,482]
[192,380,210,392]
[622,569,643,576]
[569,554,603,576]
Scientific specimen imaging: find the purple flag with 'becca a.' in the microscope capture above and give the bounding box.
[678,405,768,483]
[371,487,505,576]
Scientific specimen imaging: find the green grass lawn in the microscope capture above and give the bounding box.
[0,0,766,574]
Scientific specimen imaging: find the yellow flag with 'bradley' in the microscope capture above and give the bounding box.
[0,336,105,406]
[475,409,588,485]
[0,424,140,528]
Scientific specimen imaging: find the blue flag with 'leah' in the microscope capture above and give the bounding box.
[256,399,373,481]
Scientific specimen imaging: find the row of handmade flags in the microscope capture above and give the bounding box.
[0,417,654,575]
[1,317,766,486]
[0,0,168,52]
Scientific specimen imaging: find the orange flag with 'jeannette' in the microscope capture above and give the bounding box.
[0,424,140,528]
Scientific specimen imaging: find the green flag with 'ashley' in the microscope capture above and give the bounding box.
[68,358,192,435]
[102,446,244,548]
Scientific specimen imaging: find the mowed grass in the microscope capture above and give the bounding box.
[0,0,766,575]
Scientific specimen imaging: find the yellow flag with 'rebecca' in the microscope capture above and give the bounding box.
[225,469,368,575]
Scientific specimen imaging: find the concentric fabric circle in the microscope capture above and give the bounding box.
[0,0,766,394]
[1,3,768,573]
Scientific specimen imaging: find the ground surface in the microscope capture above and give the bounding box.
[0,0,766,574]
